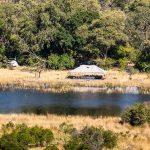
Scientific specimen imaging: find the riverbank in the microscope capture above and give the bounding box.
[0,114,149,150]
[0,67,150,93]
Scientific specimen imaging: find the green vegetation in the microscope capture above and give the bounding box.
[47,54,75,70]
[0,0,149,71]
[64,126,118,150]
[121,103,150,126]
[0,122,118,150]
[0,122,54,149]
[0,103,149,150]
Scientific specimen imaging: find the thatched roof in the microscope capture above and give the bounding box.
[69,65,106,76]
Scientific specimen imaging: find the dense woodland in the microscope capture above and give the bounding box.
[0,0,149,71]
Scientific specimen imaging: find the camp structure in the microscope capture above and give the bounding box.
[68,65,106,79]
[8,60,19,68]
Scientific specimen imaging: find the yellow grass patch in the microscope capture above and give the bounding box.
[0,67,149,92]
[0,114,149,150]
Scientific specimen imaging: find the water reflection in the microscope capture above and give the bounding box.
[21,105,121,116]
[0,89,149,116]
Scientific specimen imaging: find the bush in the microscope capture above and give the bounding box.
[44,145,59,150]
[147,108,150,123]
[47,54,60,70]
[136,61,150,72]
[0,54,7,68]
[118,58,129,70]
[136,42,150,72]
[103,130,118,149]
[30,126,54,146]
[60,54,75,69]
[145,104,150,123]
[64,126,117,150]
[48,54,75,70]
[0,123,54,149]
[121,103,148,126]
[93,58,116,69]
[115,45,137,61]
[18,55,38,66]
[59,122,76,134]
[0,133,27,150]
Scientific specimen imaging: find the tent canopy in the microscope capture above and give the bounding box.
[9,60,19,67]
[69,65,106,76]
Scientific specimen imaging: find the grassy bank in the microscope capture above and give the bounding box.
[0,67,150,93]
[0,114,149,150]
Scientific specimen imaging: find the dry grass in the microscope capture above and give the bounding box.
[0,67,150,92]
[0,114,149,150]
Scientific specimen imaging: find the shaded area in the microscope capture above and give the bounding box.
[21,105,121,116]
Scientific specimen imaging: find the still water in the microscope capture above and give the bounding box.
[0,89,149,116]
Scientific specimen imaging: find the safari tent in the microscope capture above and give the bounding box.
[8,60,19,67]
[68,65,106,79]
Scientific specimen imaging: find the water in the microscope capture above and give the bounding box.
[0,89,149,116]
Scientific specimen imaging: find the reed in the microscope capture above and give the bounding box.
[0,114,149,150]
[0,67,149,93]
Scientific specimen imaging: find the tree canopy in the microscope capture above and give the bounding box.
[0,0,149,71]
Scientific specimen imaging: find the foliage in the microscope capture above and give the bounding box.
[64,126,118,150]
[118,58,129,70]
[44,145,59,150]
[0,0,149,71]
[115,45,137,61]
[47,54,60,70]
[136,42,150,72]
[30,126,54,146]
[102,130,118,149]
[59,122,76,134]
[0,123,54,149]
[121,103,150,126]
[146,105,150,123]
[48,54,75,70]
[18,54,39,66]
[93,58,116,69]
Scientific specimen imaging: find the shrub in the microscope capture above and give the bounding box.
[145,104,150,123]
[59,122,76,134]
[147,108,150,123]
[136,42,150,72]
[30,126,54,146]
[118,58,129,70]
[0,133,27,150]
[64,126,117,150]
[136,61,150,72]
[102,130,118,149]
[47,54,60,70]
[115,45,137,61]
[121,103,148,126]
[48,54,75,70]
[18,55,38,66]
[1,121,15,134]
[0,54,7,68]
[93,58,116,69]
[60,54,75,69]
[44,145,59,150]
[0,123,54,149]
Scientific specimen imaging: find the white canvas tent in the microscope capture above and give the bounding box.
[8,60,19,67]
[69,65,106,79]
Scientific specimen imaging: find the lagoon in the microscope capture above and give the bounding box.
[0,89,149,116]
